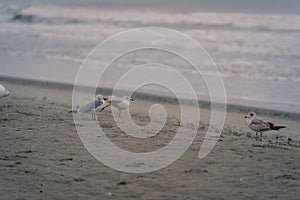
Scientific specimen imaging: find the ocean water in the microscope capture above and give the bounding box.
[0,0,299,113]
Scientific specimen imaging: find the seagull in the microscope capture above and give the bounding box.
[0,84,10,98]
[101,96,134,117]
[244,112,286,141]
[70,94,106,119]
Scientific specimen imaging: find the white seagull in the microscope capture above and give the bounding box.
[0,84,10,98]
[70,94,106,119]
[244,112,286,141]
[101,96,134,117]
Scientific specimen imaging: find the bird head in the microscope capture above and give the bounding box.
[96,94,106,104]
[124,96,134,102]
[95,94,103,101]
[244,112,256,119]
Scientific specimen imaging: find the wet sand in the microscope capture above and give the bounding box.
[0,83,300,199]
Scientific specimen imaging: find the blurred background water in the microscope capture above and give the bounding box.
[0,0,299,113]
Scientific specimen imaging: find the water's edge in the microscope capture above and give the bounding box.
[1,75,299,120]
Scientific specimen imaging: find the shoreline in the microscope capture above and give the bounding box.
[1,75,300,120]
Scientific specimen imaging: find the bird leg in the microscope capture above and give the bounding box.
[92,109,100,121]
[255,132,258,141]
[92,110,96,120]
[259,132,263,141]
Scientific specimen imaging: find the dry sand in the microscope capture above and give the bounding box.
[0,82,300,200]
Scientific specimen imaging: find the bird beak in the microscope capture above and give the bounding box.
[130,98,134,101]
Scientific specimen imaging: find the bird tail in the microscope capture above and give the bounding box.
[68,106,80,113]
[273,126,286,131]
[267,122,286,131]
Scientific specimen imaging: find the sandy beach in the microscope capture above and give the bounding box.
[0,81,299,200]
[1,0,300,199]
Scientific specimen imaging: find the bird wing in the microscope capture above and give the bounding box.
[78,100,102,113]
[250,118,271,131]
[251,118,266,124]
[106,96,123,103]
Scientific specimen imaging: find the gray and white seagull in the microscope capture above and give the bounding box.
[100,96,134,117]
[70,94,106,119]
[244,112,286,141]
[0,84,10,98]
